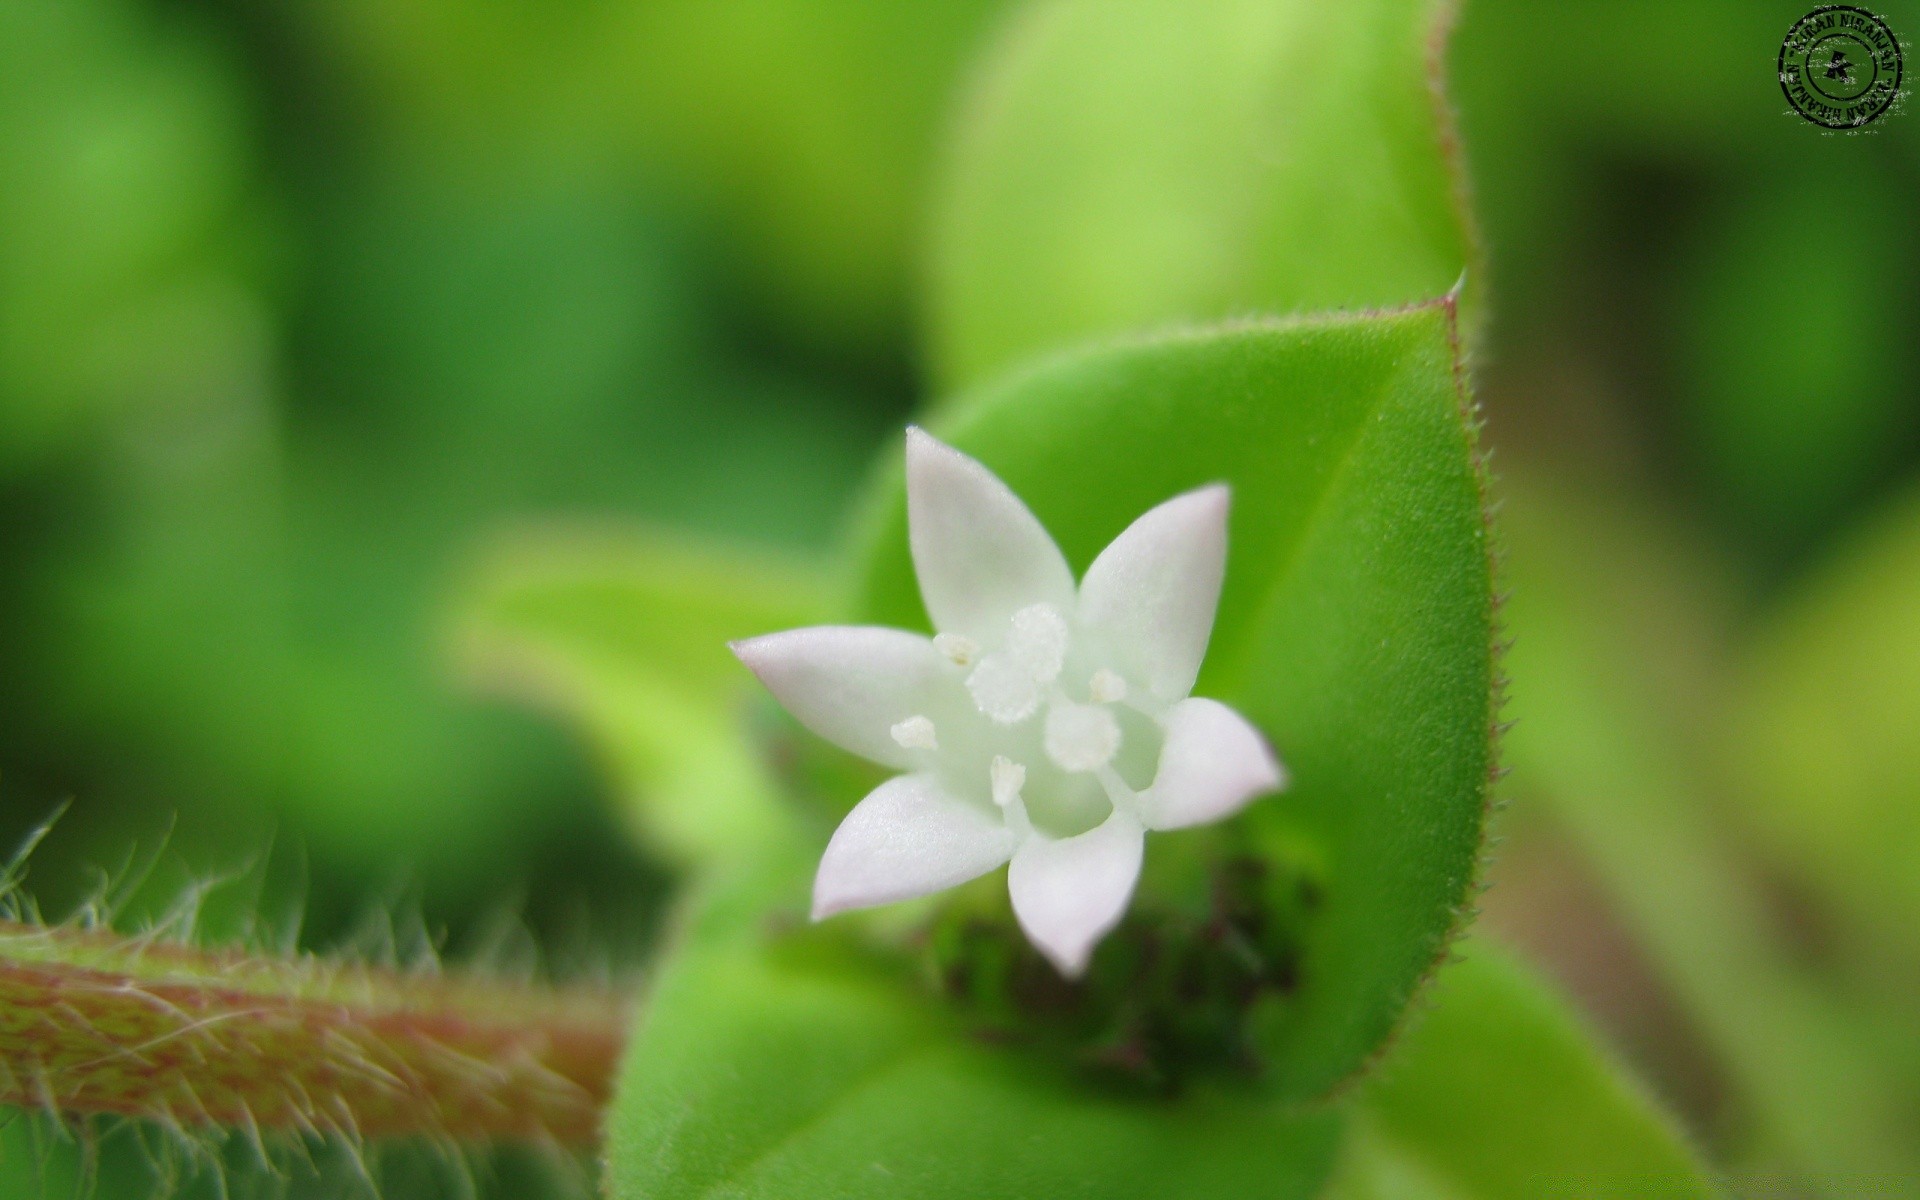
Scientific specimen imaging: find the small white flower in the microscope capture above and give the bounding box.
[732,428,1286,976]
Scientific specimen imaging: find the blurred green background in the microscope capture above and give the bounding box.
[1,0,1917,1193]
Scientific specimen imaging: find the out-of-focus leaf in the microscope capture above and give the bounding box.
[855,303,1494,1101]
[1731,480,1920,963]
[298,0,1008,361]
[29,166,890,888]
[454,528,829,865]
[604,927,1341,1199]
[1498,471,1920,1190]
[1675,172,1913,543]
[928,0,1475,389]
[0,0,256,467]
[1447,0,1848,318]
[1328,944,1720,1199]
[603,0,1008,358]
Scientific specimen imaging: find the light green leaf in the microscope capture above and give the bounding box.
[453,526,828,865]
[0,0,257,468]
[928,0,1475,389]
[1732,479,1920,961]
[1329,944,1720,1200]
[1497,471,1920,1188]
[605,931,1341,1200]
[854,303,1495,1101]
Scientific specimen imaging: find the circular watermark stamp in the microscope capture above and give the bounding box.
[1779,6,1904,129]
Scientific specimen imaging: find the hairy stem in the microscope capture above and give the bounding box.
[0,920,629,1147]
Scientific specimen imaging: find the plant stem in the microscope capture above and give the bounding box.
[0,920,629,1147]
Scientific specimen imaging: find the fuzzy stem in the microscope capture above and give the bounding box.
[0,920,629,1147]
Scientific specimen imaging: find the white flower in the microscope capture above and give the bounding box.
[732,429,1285,976]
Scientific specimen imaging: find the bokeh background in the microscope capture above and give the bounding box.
[1,0,1917,1193]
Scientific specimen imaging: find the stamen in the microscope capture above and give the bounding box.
[1006,604,1068,684]
[933,632,978,667]
[990,756,1026,808]
[966,654,1042,725]
[889,715,939,751]
[1044,701,1122,773]
[1088,668,1128,704]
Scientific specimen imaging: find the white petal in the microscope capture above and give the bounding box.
[813,774,1017,919]
[1007,810,1144,977]
[1138,698,1284,831]
[732,626,952,770]
[906,427,1075,644]
[1077,484,1229,701]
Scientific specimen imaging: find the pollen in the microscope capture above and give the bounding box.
[889,715,939,751]
[1006,603,1068,684]
[990,756,1026,808]
[966,653,1042,724]
[933,632,979,666]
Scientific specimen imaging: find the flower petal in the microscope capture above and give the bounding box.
[906,427,1075,644]
[1138,698,1284,831]
[813,774,1017,919]
[732,626,952,770]
[1007,809,1144,976]
[1077,484,1229,701]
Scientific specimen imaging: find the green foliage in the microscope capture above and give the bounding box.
[0,0,256,467]
[292,0,1007,361]
[855,304,1493,1101]
[928,0,1474,389]
[606,929,1341,1200]
[1331,945,1719,1199]
[1496,474,1920,1187]
[606,0,1009,357]
[6,0,1816,1193]
[1675,172,1913,540]
[1732,480,1920,964]
[455,528,829,866]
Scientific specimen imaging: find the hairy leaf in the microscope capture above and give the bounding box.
[855,303,1494,1101]
[605,931,1340,1199]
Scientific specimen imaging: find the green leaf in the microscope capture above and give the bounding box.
[853,303,1495,1101]
[605,930,1341,1200]
[928,0,1475,389]
[453,526,829,865]
[1328,943,1720,1199]
[1674,171,1913,542]
[1732,479,1920,961]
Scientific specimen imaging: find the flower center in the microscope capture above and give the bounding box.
[1005,603,1067,683]
[963,602,1069,724]
[943,602,1138,827]
[1044,701,1120,772]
